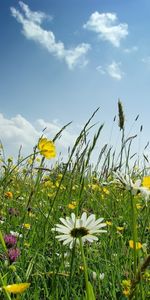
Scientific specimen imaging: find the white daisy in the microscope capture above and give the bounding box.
[113,171,150,202]
[52,212,107,248]
[113,171,142,195]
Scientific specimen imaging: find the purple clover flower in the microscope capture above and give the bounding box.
[8,248,20,262]
[4,234,17,248]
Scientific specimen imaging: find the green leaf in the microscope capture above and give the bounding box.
[0,231,7,252]
[25,252,37,281]
[87,281,96,300]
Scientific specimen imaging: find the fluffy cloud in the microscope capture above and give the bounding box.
[83,12,128,47]
[97,61,124,80]
[18,1,51,24]
[10,1,90,69]
[0,113,77,160]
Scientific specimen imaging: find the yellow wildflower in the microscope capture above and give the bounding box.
[22,223,31,230]
[38,138,56,159]
[68,203,75,209]
[116,226,124,231]
[68,201,77,210]
[91,183,101,191]
[142,176,150,189]
[43,180,55,188]
[129,240,142,250]
[106,221,112,226]
[3,283,30,294]
[5,191,13,199]
[102,187,110,195]
[122,279,131,297]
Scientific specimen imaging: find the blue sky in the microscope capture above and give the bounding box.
[0,0,150,162]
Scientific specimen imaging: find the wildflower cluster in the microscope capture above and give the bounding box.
[3,234,20,263]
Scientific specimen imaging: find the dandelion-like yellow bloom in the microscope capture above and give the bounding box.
[142,176,150,189]
[3,283,30,294]
[129,240,142,250]
[38,138,56,159]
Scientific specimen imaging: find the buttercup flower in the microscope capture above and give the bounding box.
[38,138,56,159]
[22,223,31,230]
[129,240,142,250]
[68,201,77,210]
[3,283,30,294]
[52,212,107,248]
[142,176,150,189]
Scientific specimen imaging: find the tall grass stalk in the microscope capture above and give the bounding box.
[79,238,95,300]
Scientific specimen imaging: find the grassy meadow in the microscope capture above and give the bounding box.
[0,103,150,299]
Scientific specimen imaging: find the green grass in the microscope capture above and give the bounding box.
[0,105,150,299]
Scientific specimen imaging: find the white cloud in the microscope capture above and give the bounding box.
[124,46,138,53]
[96,65,106,75]
[97,61,124,80]
[0,113,77,161]
[83,11,128,47]
[19,1,51,24]
[10,2,90,69]
[106,61,124,80]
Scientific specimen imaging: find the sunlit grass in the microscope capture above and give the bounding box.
[0,104,150,299]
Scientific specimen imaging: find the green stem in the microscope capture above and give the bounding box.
[79,238,90,300]
[0,274,12,300]
[131,194,138,277]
